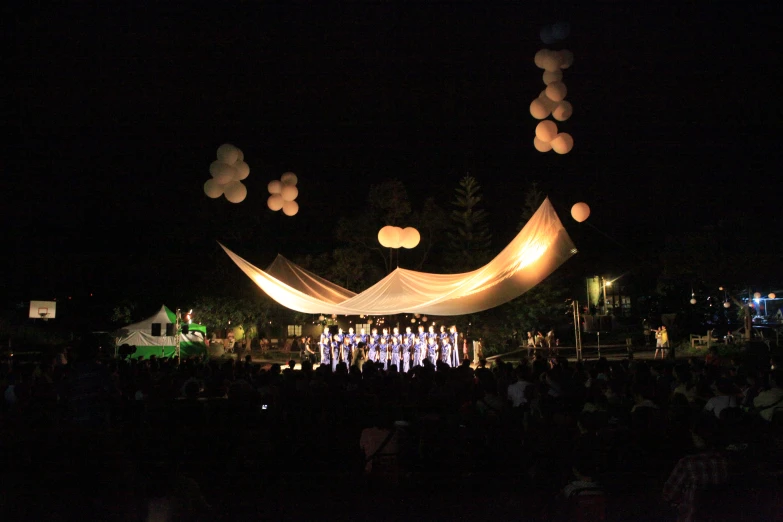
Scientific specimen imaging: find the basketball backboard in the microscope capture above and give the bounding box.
[29,300,57,319]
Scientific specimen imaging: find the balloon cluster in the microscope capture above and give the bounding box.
[530,27,574,154]
[267,172,300,216]
[377,226,421,249]
[204,144,250,203]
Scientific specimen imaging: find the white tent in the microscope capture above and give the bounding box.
[115,305,206,359]
[221,198,576,315]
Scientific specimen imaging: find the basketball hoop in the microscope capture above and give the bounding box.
[39,312,49,321]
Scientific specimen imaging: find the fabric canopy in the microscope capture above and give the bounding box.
[221,197,576,316]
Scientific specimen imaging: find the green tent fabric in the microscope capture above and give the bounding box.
[115,305,207,359]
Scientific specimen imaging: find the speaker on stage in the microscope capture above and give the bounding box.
[165,323,175,336]
[151,323,162,336]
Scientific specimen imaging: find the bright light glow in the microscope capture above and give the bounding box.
[606,281,613,287]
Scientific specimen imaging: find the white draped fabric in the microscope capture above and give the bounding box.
[220,198,576,316]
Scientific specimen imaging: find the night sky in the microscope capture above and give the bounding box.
[4,2,779,313]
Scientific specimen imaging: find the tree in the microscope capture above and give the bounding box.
[517,181,546,229]
[446,174,492,272]
[190,294,277,337]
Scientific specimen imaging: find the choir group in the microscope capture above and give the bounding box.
[319,324,461,372]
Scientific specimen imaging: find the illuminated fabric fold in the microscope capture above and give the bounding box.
[221,198,576,316]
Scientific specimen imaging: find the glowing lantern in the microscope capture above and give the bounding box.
[753,292,761,299]
[210,161,237,185]
[529,98,550,119]
[535,121,558,142]
[551,133,574,154]
[542,70,563,85]
[571,202,591,223]
[282,200,299,216]
[545,81,567,102]
[400,227,421,249]
[233,161,250,180]
[281,172,298,186]
[552,101,573,121]
[378,225,399,248]
[281,185,299,202]
[216,143,240,165]
[533,136,553,152]
[223,181,247,203]
[723,302,731,308]
[422,316,428,322]
[204,178,224,198]
[268,180,282,194]
[690,298,697,305]
[541,52,562,72]
[267,194,284,211]
[769,293,776,299]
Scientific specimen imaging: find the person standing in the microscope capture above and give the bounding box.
[450,326,460,367]
[379,337,389,371]
[402,327,414,373]
[331,335,340,372]
[320,327,332,366]
[427,336,438,367]
[369,327,380,363]
[390,329,402,372]
[441,336,452,367]
[527,332,536,358]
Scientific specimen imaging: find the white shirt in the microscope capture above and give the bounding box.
[507,380,532,407]
[704,395,737,419]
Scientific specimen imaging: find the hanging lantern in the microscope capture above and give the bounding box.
[690,298,697,305]
[723,302,730,309]
[769,293,776,299]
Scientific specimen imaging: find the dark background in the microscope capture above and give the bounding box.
[4,2,779,318]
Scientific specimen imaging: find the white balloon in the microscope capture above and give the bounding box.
[233,161,250,180]
[216,144,240,165]
[559,49,574,69]
[535,120,558,142]
[209,161,237,185]
[282,200,299,216]
[400,227,421,249]
[204,178,224,198]
[422,316,428,322]
[690,298,698,305]
[529,98,550,119]
[267,180,283,194]
[267,194,284,211]
[552,101,573,121]
[390,227,404,249]
[281,184,299,202]
[533,136,553,152]
[545,81,567,102]
[542,69,563,85]
[281,172,298,186]
[551,132,574,154]
[236,148,244,162]
[223,181,247,203]
[534,49,549,69]
[571,202,590,222]
[378,225,398,248]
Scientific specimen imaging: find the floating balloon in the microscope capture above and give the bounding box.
[400,227,421,249]
[209,161,237,185]
[540,26,556,45]
[552,100,573,122]
[233,160,250,180]
[422,316,428,322]
[690,298,697,305]
[551,132,574,154]
[390,227,404,248]
[267,194,284,211]
[535,120,558,142]
[559,49,574,69]
[571,202,590,222]
[769,293,776,299]
[282,200,299,216]
[204,178,224,198]
[538,90,558,111]
[281,184,299,202]
[529,98,550,119]
[235,148,244,163]
[533,136,553,152]
[267,180,282,194]
[552,22,570,40]
[216,144,240,165]
[281,172,298,186]
[534,49,550,69]
[542,69,563,85]
[378,225,397,248]
[223,181,247,203]
[541,52,562,72]
[723,302,731,308]
[411,318,416,323]
[545,81,567,102]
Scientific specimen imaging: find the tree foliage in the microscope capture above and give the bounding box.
[446,174,492,272]
[190,294,278,336]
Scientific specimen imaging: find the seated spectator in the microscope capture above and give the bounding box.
[662,414,729,522]
[752,370,783,422]
[703,378,738,419]
[507,365,532,408]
